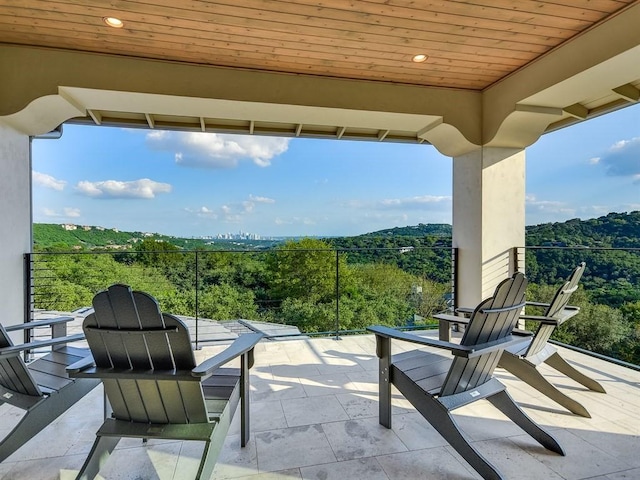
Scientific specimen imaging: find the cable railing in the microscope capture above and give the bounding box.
[24,246,455,347]
[514,245,640,368]
[23,245,640,367]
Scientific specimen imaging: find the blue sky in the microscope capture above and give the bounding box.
[32,104,639,238]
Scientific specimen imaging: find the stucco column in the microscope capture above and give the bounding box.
[452,147,525,308]
[0,124,32,331]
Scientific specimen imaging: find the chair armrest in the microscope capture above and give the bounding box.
[512,328,533,336]
[367,325,473,356]
[454,306,474,316]
[433,313,470,326]
[555,306,580,323]
[5,316,74,332]
[192,333,263,378]
[66,355,95,375]
[368,326,530,359]
[520,315,559,326]
[525,301,550,309]
[0,333,85,358]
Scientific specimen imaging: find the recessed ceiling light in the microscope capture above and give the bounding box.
[103,17,124,28]
[411,54,428,63]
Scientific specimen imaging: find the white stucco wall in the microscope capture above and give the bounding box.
[453,147,525,307]
[0,124,31,330]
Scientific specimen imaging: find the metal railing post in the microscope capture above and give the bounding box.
[23,253,33,361]
[452,247,459,311]
[195,250,199,349]
[335,249,340,340]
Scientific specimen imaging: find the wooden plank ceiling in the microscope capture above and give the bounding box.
[0,0,635,91]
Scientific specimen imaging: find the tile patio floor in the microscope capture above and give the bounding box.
[1,331,639,479]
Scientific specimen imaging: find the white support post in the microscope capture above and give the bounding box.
[452,147,525,308]
[0,125,32,333]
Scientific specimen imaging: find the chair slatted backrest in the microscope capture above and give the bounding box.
[440,273,527,397]
[525,262,585,358]
[0,324,42,397]
[84,284,208,424]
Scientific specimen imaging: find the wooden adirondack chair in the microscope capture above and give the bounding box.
[369,273,564,480]
[497,262,606,417]
[0,316,100,462]
[67,284,262,480]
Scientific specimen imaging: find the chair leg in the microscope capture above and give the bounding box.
[417,402,503,480]
[487,389,565,456]
[240,352,250,447]
[544,352,606,393]
[76,435,121,480]
[377,336,392,429]
[499,352,591,417]
[0,379,99,462]
[196,436,225,480]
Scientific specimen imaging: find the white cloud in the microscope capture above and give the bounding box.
[185,194,275,223]
[33,171,66,190]
[42,207,81,218]
[146,131,290,168]
[275,217,316,226]
[249,194,275,204]
[185,206,218,219]
[525,194,574,214]
[597,136,640,178]
[43,208,59,217]
[345,195,451,211]
[76,179,172,199]
[378,195,450,209]
[64,207,81,218]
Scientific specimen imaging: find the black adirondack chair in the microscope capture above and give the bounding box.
[369,273,564,480]
[68,284,262,480]
[0,317,99,462]
[498,263,605,417]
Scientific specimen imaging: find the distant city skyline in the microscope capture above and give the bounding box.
[32,104,640,238]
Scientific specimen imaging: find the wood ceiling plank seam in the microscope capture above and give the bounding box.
[5,0,571,49]
[39,0,581,39]
[4,0,630,91]
[533,0,633,14]
[0,13,552,65]
[0,31,492,88]
[430,0,628,19]
[0,6,564,61]
[117,0,594,33]
[0,6,562,54]
[0,17,545,66]
[0,25,519,82]
[121,1,575,46]
[362,0,632,16]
